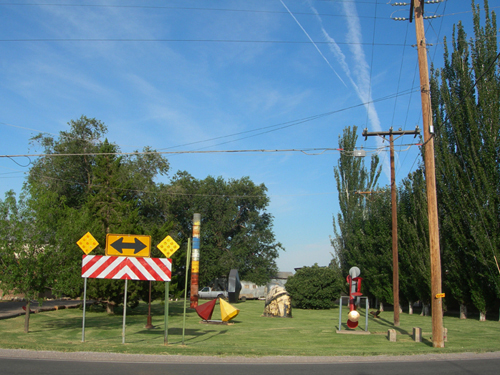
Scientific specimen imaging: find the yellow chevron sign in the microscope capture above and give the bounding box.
[105,234,151,257]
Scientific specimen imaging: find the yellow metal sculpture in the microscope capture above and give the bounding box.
[220,298,240,322]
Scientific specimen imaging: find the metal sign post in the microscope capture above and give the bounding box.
[122,279,128,344]
[78,232,177,346]
[76,232,99,343]
[164,280,170,345]
[82,277,87,342]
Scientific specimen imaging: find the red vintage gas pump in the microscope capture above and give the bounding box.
[346,273,363,329]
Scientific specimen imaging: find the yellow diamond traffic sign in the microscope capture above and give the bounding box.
[77,232,99,255]
[105,234,151,257]
[157,235,180,258]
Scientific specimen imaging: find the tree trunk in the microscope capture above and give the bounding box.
[421,304,430,316]
[379,301,384,312]
[106,302,115,315]
[460,304,467,319]
[24,300,30,333]
[409,302,413,315]
[479,311,486,321]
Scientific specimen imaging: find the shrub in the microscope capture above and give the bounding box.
[285,264,344,309]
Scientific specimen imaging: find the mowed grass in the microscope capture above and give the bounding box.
[0,300,499,357]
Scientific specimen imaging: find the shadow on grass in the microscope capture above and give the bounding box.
[129,327,229,345]
[421,337,433,347]
[35,316,128,332]
[79,300,190,317]
[371,315,411,335]
[35,310,231,346]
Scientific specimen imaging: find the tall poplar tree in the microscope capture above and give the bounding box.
[431,0,500,319]
[397,168,431,311]
[331,126,386,302]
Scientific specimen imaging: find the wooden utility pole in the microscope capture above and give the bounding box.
[363,127,420,327]
[412,0,444,348]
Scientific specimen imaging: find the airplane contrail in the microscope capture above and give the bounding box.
[280,0,347,87]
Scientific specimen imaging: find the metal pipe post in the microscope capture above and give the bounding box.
[81,277,87,342]
[122,279,128,344]
[164,281,170,345]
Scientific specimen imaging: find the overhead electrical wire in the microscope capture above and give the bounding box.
[0,2,378,19]
[0,142,423,159]
[0,86,420,154]
[0,37,410,47]
[159,87,421,152]
[24,171,340,199]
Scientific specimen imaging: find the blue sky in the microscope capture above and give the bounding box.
[0,0,488,273]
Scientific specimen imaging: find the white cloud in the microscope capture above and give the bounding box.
[309,1,389,179]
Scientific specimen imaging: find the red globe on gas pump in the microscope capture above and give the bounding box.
[346,267,363,329]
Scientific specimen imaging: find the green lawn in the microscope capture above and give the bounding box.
[0,300,499,357]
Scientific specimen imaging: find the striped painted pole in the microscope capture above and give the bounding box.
[190,213,201,308]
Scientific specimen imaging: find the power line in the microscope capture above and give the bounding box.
[0,148,344,159]
[0,2,379,19]
[25,171,339,199]
[0,143,423,159]
[0,37,410,47]
[1,86,421,154]
[160,87,421,152]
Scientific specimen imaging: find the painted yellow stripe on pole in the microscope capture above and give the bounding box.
[191,260,199,273]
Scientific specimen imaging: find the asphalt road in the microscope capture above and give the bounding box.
[1,350,500,375]
[1,357,500,375]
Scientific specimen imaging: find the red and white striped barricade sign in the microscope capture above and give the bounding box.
[82,255,171,281]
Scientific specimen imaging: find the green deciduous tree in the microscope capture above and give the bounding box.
[0,191,56,332]
[24,116,170,311]
[166,172,283,287]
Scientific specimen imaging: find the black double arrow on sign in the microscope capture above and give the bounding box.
[110,237,147,254]
[105,234,151,257]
